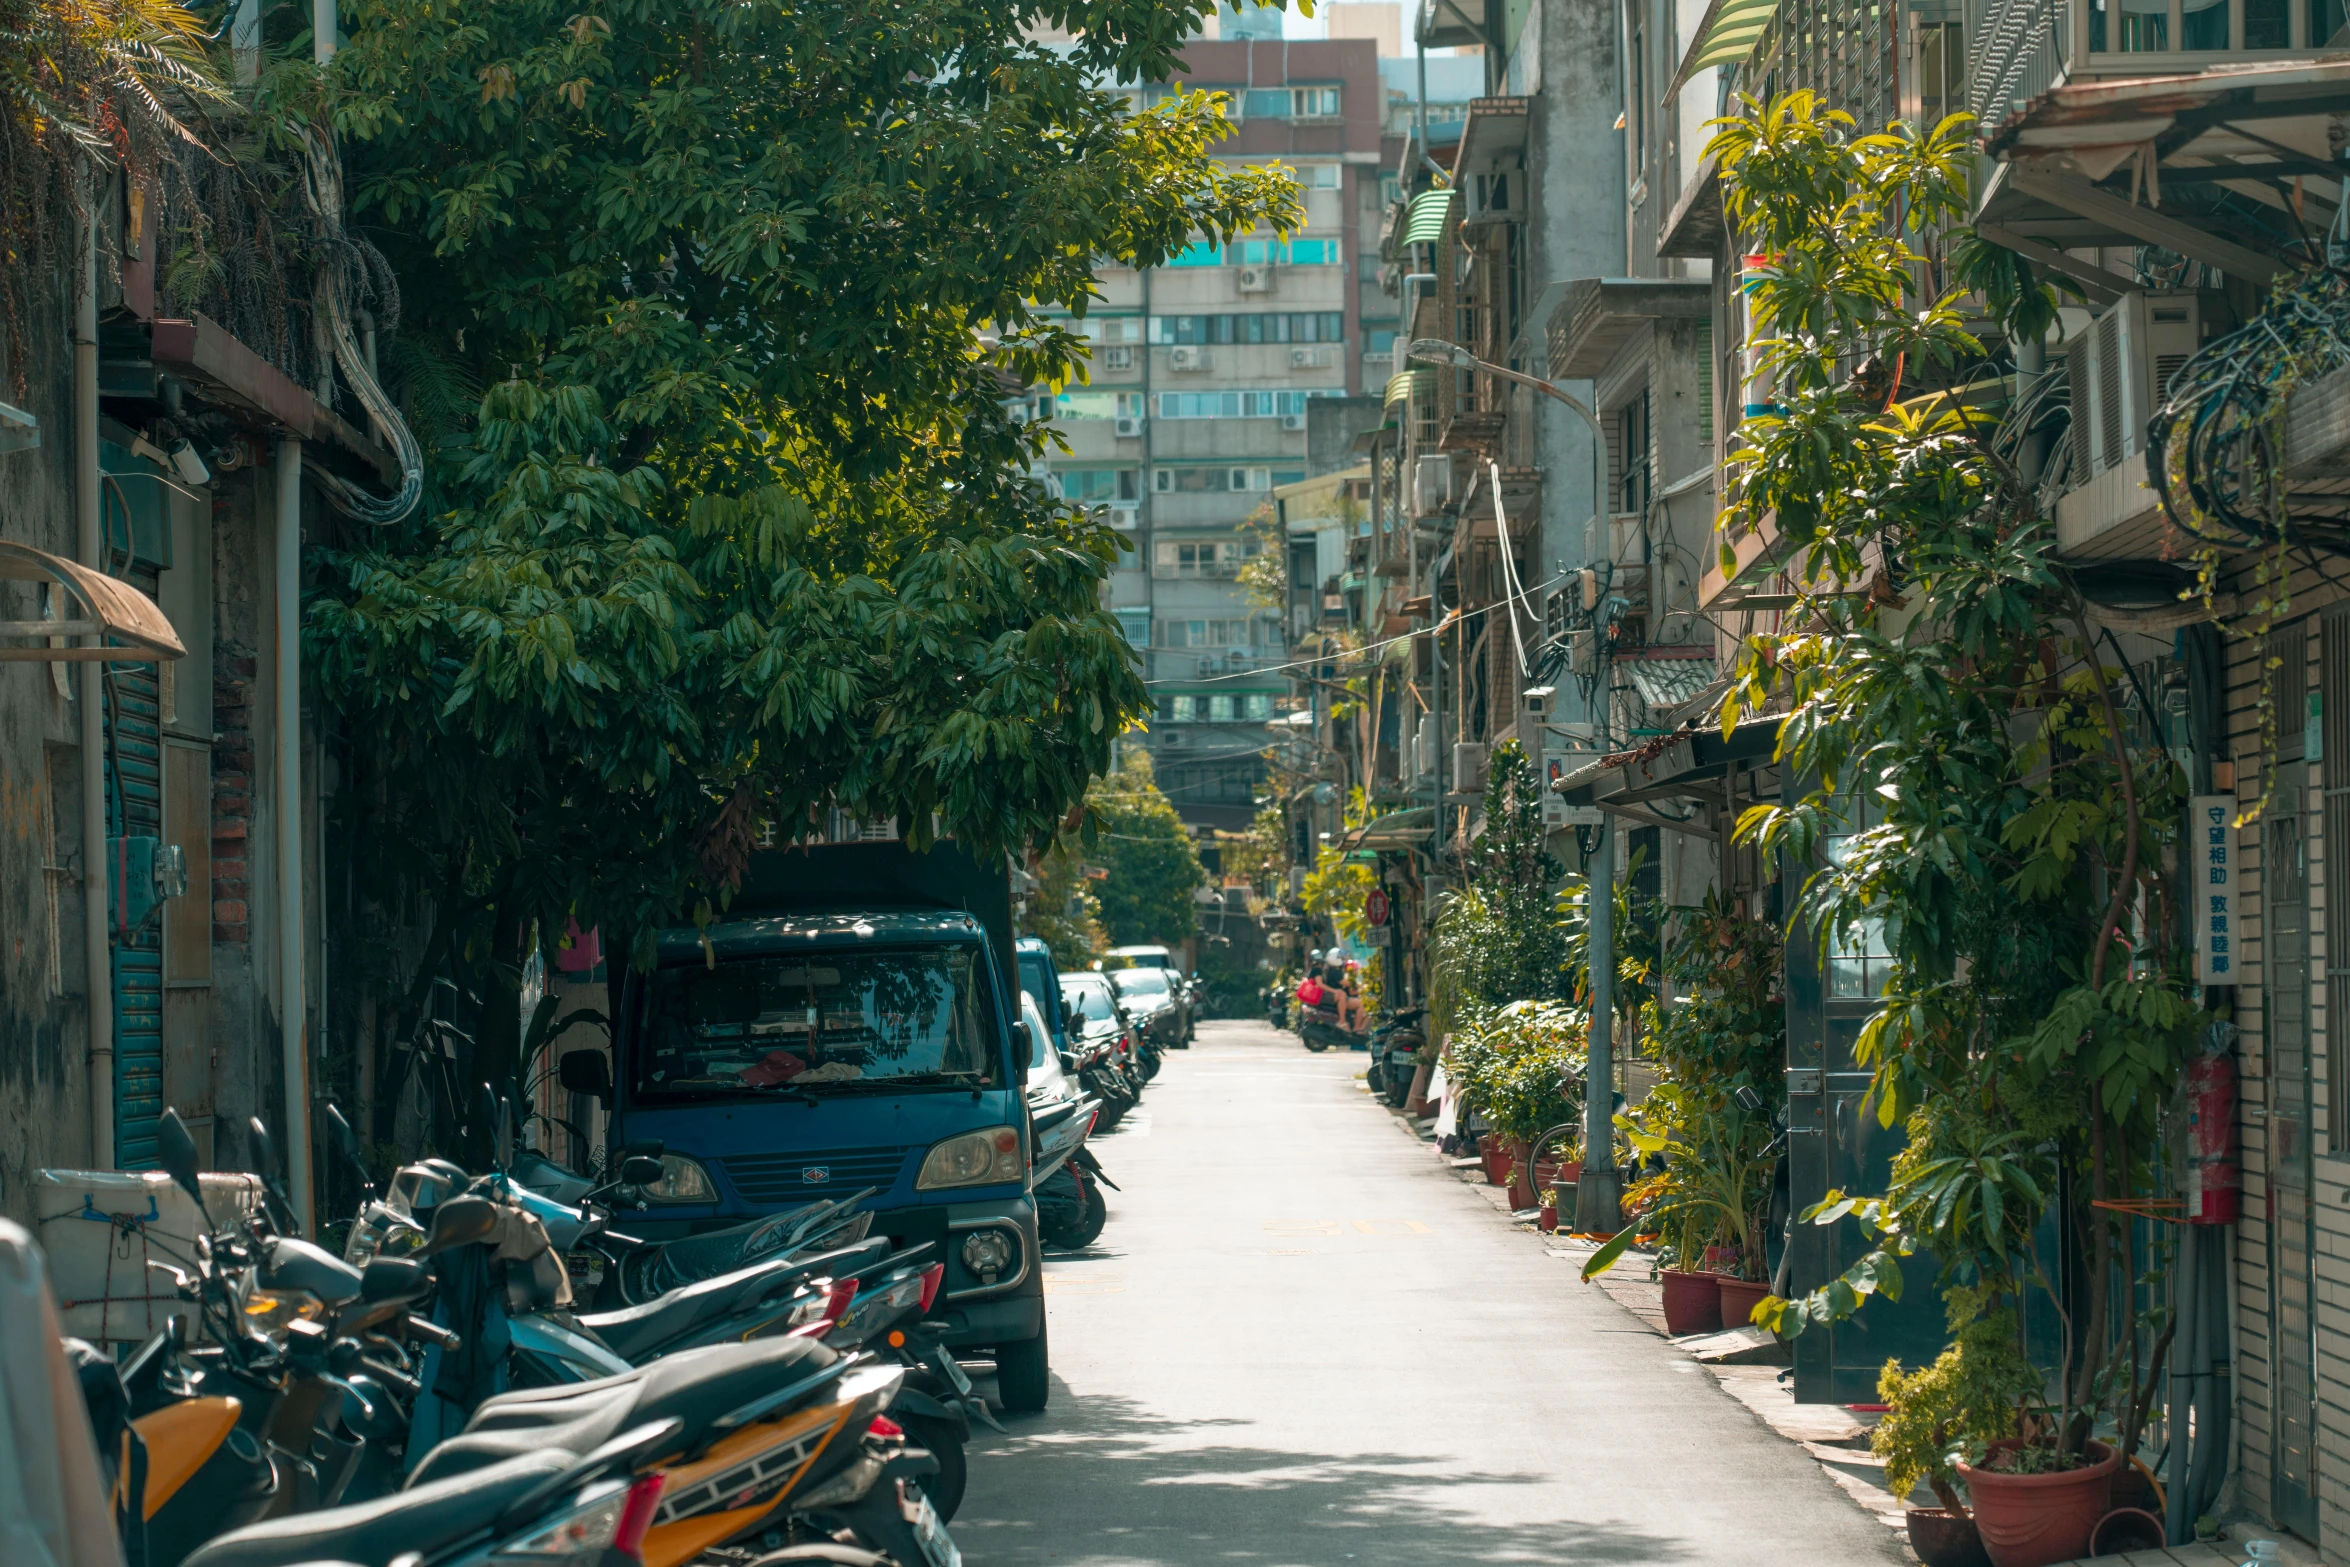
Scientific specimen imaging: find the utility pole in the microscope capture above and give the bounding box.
[1576,820,1621,1231]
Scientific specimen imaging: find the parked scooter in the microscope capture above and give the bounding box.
[1364,1009,1429,1108]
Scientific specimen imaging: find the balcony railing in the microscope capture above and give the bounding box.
[1967,0,2325,128]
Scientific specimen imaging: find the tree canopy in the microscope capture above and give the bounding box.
[305,0,1303,1061]
[1080,748,1207,947]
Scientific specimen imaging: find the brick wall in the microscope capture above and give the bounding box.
[212,648,254,946]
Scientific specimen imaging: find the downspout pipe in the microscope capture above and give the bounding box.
[2164,1224,2200,1544]
[1576,822,1621,1231]
[77,204,112,1170]
[275,439,313,1233]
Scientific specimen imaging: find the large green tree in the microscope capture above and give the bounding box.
[1081,748,1206,947]
[306,0,1301,1082]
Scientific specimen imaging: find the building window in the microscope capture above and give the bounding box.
[1243,693,1275,720]
[1166,238,1223,267]
[1616,390,1652,515]
[1058,469,1139,502]
[1825,793,1895,998]
[1151,313,1346,345]
[1242,88,1292,119]
[1291,86,1341,118]
[1156,389,1334,419]
[1284,238,1341,265]
[1287,163,1341,189]
[1156,618,1257,647]
[1364,328,1397,357]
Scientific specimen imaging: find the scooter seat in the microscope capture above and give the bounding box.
[184,1450,573,1567]
[407,1337,837,1487]
[578,1239,882,1361]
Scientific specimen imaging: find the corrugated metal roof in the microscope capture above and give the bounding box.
[1625,654,1719,712]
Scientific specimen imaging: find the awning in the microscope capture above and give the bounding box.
[1667,0,1780,100]
[0,541,186,662]
[1402,188,1458,247]
[1386,369,1429,408]
[1552,720,1781,827]
[1623,652,1719,711]
[1346,805,1437,852]
[1452,97,1532,180]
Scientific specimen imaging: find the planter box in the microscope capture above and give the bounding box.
[1718,1276,1772,1327]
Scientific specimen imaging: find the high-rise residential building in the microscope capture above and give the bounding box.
[1029,37,1391,830]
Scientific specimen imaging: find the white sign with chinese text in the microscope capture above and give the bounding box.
[2192,794,2236,986]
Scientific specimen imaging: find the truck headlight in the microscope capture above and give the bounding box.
[640,1154,718,1203]
[915,1127,1023,1190]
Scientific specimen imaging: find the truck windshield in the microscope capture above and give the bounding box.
[635,946,1002,1102]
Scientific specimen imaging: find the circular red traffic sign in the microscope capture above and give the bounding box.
[1365,888,1390,928]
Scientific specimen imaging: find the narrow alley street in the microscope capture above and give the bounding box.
[958,1022,1906,1567]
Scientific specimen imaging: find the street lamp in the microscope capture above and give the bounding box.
[1406,335,1622,1234]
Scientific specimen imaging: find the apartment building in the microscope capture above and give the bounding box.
[1032,34,1392,830]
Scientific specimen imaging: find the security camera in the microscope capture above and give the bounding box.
[167,439,210,487]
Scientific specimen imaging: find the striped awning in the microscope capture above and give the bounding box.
[1668,0,1780,98]
[1384,370,1429,408]
[1401,188,1457,247]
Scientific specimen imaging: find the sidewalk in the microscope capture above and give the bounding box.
[1372,1078,2325,1567]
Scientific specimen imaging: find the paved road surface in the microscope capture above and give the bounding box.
[954,1020,1905,1567]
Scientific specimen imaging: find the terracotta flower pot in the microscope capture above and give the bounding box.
[1480,1135,1513,1186]
[1957,1440,2119,1567]
[1538,1203,1559,1233]
[2089,1508,2166,1556]
[1905,1508,1992,1567]
[1660,1268,1723,1335]
[1718,1276,1772,1327]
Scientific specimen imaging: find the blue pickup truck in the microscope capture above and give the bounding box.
[574,841,1050,1408]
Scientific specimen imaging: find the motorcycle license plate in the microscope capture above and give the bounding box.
[934,1345,974,1397]
[903,1487,963,1567]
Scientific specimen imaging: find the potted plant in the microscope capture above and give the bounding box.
[1872,1300,2043,1567]
[1449,1001,1586,1208]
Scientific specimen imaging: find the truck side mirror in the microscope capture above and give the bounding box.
[1010,1021,1033,1085]
[560,1048,613,1106]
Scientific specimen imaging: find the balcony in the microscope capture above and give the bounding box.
[1545,278,1712,381]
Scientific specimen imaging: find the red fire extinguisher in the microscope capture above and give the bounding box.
[2184,1054,2240,1224]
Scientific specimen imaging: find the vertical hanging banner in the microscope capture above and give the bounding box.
[2192,794,2236,986]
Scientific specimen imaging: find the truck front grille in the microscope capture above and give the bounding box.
[725,1146,914,1203]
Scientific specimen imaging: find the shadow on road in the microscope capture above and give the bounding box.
[955,1383,1689,1566]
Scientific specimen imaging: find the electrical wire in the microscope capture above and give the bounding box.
[1142,568,1569,687]
[297,124,423,525]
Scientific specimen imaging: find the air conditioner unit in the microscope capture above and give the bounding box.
[1452,742,1489,792]
[1114,416,1145,437]
[1582,512,1643,567]
[1412,453,1453,516]
[1279,413,1307,432]
[1289,346,1332,369]
[2066,290,2215,480]
[1103,345,1134,370]
[1107,503,1140,530]
[1237,266,1273,293]
[1168,345,1206,371]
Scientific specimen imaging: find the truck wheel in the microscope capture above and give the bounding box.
[1067,1181,1108,1248]
[994,1324,1050,1413]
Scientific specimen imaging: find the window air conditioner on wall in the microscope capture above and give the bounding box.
[1279,413,1307,432]
[1103,345,1134,370]
[1237,266,1272,293]
[1107,503,1140,530]
[1168,345,1206,371]
[1452,742,1489,792]
[1412,453,1453,516]
[1114,416,1145,437]
[1289,346,1333,369]
[2066,291,2215,480]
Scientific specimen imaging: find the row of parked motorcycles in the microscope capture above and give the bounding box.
[53,1095,992,1567]
[49,962,1191,1567]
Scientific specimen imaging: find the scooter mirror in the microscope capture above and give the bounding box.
[361,1257,434,1305]
[618,1154,665,1187]
[156,1108,206,1213]
[247,1116,283,1185]
[422,1193,502,1255]
[323,1102,373,1194]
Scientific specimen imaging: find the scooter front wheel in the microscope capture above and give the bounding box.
[896,1413,968,1522]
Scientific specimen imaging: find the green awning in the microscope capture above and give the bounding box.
[1670,0,1779,95]
[1402,188,1457,247]
[1384,369,1428,407]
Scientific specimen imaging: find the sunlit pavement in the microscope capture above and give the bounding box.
[955,1020,1905,1567]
